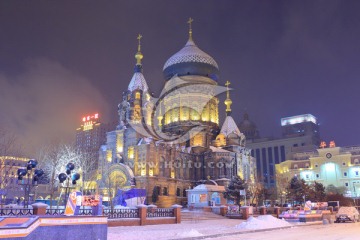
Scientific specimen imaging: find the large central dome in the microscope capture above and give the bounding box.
[163,38,219,81]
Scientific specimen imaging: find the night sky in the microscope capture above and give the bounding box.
[1,0,360,156]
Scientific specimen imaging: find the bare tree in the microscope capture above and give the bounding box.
[75,149,97,195]
[276,176,290,205]
[37,143,98,207]
[37,143,64,208]
[247,177,265,206]
[0,128,22,205]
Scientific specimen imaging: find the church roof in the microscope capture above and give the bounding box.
[163,39,219,70]
[220,116,241,137]
[128,71,149,92]
[209,146,231,153]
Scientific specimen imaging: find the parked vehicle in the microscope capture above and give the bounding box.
[335,207,359,223]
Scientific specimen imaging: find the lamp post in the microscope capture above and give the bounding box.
[17,159,44,208]
[58,162,80,206]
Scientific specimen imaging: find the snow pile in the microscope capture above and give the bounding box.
[176,229,203,238]
[114,205,130,209]
[236,215,292,230]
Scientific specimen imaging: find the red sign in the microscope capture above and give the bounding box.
[82,195,100,206]
[82,113,99,122]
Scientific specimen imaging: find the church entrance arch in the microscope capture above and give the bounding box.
[107,163,135,190]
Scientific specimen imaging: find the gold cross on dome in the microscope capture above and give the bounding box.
[137,34,142,51]
[225,81,231,99]
[187,17,193,30]
[137,34,142,44]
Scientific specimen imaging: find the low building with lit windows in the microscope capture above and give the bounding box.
[0,156,50,204]
[275,143,360,199]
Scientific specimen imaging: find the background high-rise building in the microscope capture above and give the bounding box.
[281,114,320,141]
[243,114,321,189]
[75,113,115,169]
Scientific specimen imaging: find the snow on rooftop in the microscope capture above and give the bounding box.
[209,146,230,153]
[192,184,225,192]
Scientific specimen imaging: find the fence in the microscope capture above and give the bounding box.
[0,204,182,227]
[147,208,174,218]
[0,208,33,216]
[104,208,139,219]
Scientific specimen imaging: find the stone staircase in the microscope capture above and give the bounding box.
[181,210,227,221]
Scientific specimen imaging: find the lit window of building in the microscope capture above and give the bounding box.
[128,147,134,159]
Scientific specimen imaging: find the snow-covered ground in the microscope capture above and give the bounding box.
[108,219,243,240]
[108,214,360,240]
[108,215,298,240]
[207,222,360,240]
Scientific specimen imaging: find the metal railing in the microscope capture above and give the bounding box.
[78,208,93,216]
[0,206,178,219]
[103,208,139,219]
[0,208,33,216]
[147,208,174,218]
[45,208,65,215]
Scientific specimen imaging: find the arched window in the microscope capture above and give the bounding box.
[209,162,214,177]
[160,157,165,177]
[163,187,168,196]
[135,92,141,99]
[183,189,187,197]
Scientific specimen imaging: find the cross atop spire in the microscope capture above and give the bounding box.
[225,80,231,99]
[137,34,142,52]
[135,34,143,66]
[224,80,232,116]
[187,17,193,40]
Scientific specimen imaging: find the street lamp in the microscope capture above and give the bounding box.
[58,162,80,206]
[17,159,44,208]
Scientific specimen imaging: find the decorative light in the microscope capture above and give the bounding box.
[325,162,335,172]
[281,114,317,126]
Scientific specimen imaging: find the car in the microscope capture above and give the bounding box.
[335,207,360,223]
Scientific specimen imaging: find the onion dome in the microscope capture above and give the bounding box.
[239,112,259,140]
[163,18,219,81]
[128,34,149,92]
[239,113,257,129]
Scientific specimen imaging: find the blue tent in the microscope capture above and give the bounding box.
[114,189,146,206]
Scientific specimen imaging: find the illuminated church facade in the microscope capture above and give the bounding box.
[98,21,256,207]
